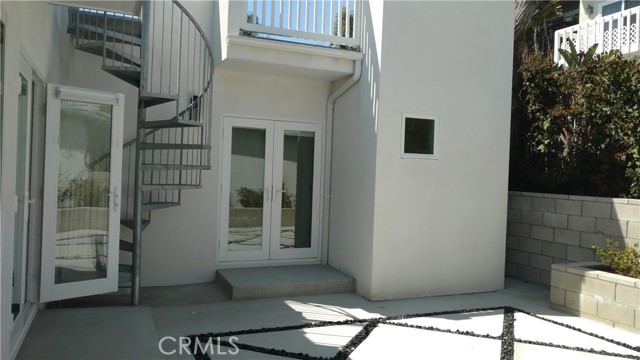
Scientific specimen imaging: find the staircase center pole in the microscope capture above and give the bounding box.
[131,0,151,306]
[131,101,145,306]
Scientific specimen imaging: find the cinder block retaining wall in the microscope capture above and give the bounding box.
[506,191,640,287]
[551,262,640,333]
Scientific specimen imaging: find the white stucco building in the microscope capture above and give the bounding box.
[0,0,515,357]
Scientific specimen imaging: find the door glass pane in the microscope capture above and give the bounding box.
[55,100,112,284]
[12,75,29,320]
[228,127,266,251]
[280,130,315,249]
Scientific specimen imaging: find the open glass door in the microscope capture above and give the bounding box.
[40,84,123,302]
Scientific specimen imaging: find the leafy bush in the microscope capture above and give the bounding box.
[516,50,640,197]
[593,238,640,279]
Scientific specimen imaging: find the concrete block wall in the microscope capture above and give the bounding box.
[550,262,640,333]
[506,191,640,287]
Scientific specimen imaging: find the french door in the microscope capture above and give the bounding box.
[40,84,124,302]
[219,117,322,262]
[12,56,34,322]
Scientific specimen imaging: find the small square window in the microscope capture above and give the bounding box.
[401,113,439,159]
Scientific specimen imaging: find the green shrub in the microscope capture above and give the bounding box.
[593,238,640,279]
[516,50,640,198]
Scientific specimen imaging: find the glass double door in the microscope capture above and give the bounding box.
[220,118,322,261]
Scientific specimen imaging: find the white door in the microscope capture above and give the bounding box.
[40,84,124,302]
[219,117,322,262]
[12,56,33,321]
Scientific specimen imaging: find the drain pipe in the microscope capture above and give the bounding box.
[322,59,362,265]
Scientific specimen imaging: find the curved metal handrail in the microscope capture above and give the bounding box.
[66,0,215,222]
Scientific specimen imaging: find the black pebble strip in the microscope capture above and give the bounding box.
[186,305,639,360]
[500,307,515,360]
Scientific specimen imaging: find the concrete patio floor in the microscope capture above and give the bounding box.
[17,278,640,359]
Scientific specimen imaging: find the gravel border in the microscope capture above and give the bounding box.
[186,306,640,360]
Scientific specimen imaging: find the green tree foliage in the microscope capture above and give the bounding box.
[511,1,563,192]
[332,6,354,49]
[518,50,640,197]
[240,14,260,37]
[558,42,599,69]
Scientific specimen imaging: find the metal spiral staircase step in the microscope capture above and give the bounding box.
[139,118,204,129]
[102,65,140,87]
[119,239,133,252]
[120,219,150,230]
[140,164,211,171]
[142,201,181,211]
[138,143,211,150]
[141,184,202,191]
[76,42,141,67]
[68,23,142,46]
[140,92,178,107]
[68,8,142,37]
[119,264,133,274]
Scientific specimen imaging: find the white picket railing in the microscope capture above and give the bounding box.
[554,7,640,64]
[241,0,360,48]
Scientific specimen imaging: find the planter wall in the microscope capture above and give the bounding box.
[506,191,640,287]
[550,262,640,333]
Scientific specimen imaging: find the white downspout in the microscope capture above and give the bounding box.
[322,59,362,265]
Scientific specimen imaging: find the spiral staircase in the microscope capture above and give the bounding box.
[66,1,214,305]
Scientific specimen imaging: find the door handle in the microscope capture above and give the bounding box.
[264,186,271,203]
[107,186,119,211]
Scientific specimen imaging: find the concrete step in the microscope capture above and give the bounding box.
[217,265,355,300]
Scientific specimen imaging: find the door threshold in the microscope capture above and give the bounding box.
[217,264,354,300]
[216,258,322,269]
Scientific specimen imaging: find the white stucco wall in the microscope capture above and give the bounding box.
[366,1,513,300]
[328,0,383,299]
[140,68,330,286]
[580,0,605,23]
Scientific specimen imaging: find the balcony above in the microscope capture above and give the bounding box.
[554,8,640,65]
[220,0,363,81]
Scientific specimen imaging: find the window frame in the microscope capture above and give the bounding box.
[400,112,439,160]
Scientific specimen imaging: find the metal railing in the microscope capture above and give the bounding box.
[241,0,360,47]
[554,8,640,64]
[68,1,214,302]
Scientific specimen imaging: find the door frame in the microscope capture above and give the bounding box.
[269,121,323,260]
[9,53,43,357]
[219,117,274,262]
[40,84,124,302]
[218,116,323,264]
[12,55,34,319]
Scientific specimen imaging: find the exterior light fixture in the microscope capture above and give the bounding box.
[586,4,594,15]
